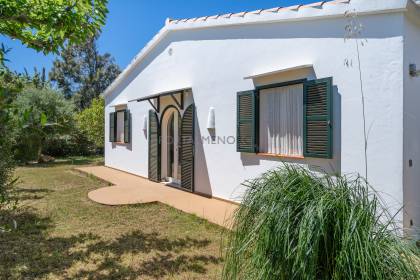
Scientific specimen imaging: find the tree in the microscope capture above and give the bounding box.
[12,86,75,162]
[0,0,108,229]
[0,0,108,63]
[49,34,120,110]
[76,97,105,151]
[23,67,47,89]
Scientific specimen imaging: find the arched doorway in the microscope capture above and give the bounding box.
[160,106,181,185]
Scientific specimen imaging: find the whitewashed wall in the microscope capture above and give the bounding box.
[403,3,420,238]
[105,13,409,226]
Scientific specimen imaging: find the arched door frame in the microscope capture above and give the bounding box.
[159,105,182,182]
[160,105,182,123]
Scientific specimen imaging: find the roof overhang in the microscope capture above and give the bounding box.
[110,103,128,108]
[244,64,313,80]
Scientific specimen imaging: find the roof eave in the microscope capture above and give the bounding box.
[102,26,170,97]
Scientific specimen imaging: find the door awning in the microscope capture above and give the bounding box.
[128,87,191,113]
[128,87,191,102]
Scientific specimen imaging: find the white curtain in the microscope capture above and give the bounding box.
[259,84,303,156]
[116,111,125,142]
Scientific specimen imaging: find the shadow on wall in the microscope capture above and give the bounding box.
[241,85,342,176]
[194,103,213,197]
[104,15,397,106]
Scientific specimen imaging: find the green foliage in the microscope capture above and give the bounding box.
[0,111,17,218]
[223,165,420,280]
[12,86,75,162]
[49,34,120,110]
[23,67,48,89]
[0,65,24,98]
[0,43,11,67]
[0,140,17,213]
[42,129,95,157]
[0,0,108,60]
[76,97,105,150]
[0,66,20,225]
[0,0,109,230]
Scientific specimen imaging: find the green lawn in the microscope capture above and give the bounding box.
[0,157,225,279]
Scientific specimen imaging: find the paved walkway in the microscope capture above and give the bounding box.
[76,166,238,228]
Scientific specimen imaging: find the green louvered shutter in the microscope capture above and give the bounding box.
[109,112,116,142]
[124,110,131,143]
[148,110,160,182]
[237,90,258,153]
[303,77,333,158]
[180,104,195,192]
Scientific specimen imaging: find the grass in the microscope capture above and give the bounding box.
[0,156,224,279]
[223,165,420,280]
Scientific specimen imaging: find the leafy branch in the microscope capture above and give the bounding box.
[0,0,108,62]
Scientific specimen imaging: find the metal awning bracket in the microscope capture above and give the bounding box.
[170,92,183,110]
[147,99,157,113]
[140,97,160,113]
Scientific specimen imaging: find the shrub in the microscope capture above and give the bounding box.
[42,129,95,157]
[0,141,17,212]
[223,165,420,280]
[12,86,75,162]
[0,69,20,228]
[0,92,16,193]
[76,97,104,152]
[0,140,18,233]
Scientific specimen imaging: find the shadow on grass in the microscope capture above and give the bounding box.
[14,187,54,201]
[0,208,221,279]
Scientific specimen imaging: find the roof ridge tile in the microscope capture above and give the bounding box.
[166,0,353,25]
[264,7,282,13]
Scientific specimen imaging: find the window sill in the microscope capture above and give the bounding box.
[257,153,305,160]
[112,141,128,145]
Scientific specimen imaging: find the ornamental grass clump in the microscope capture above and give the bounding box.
[223,165,420,280]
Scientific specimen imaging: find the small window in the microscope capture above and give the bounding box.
[259,84,303,157]
[109,109,131,144]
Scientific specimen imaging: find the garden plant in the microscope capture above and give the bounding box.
[223,165,420,280]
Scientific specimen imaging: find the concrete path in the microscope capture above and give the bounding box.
[76,166,238,228]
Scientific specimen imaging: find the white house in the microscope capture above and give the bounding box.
[103,0,420,237]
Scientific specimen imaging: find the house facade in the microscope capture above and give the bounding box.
[103,0,420,237]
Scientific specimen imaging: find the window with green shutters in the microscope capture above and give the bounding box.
[109,109,131,144]
[236,77,333,159]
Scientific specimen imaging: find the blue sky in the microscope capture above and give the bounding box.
[1,0,316,75]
